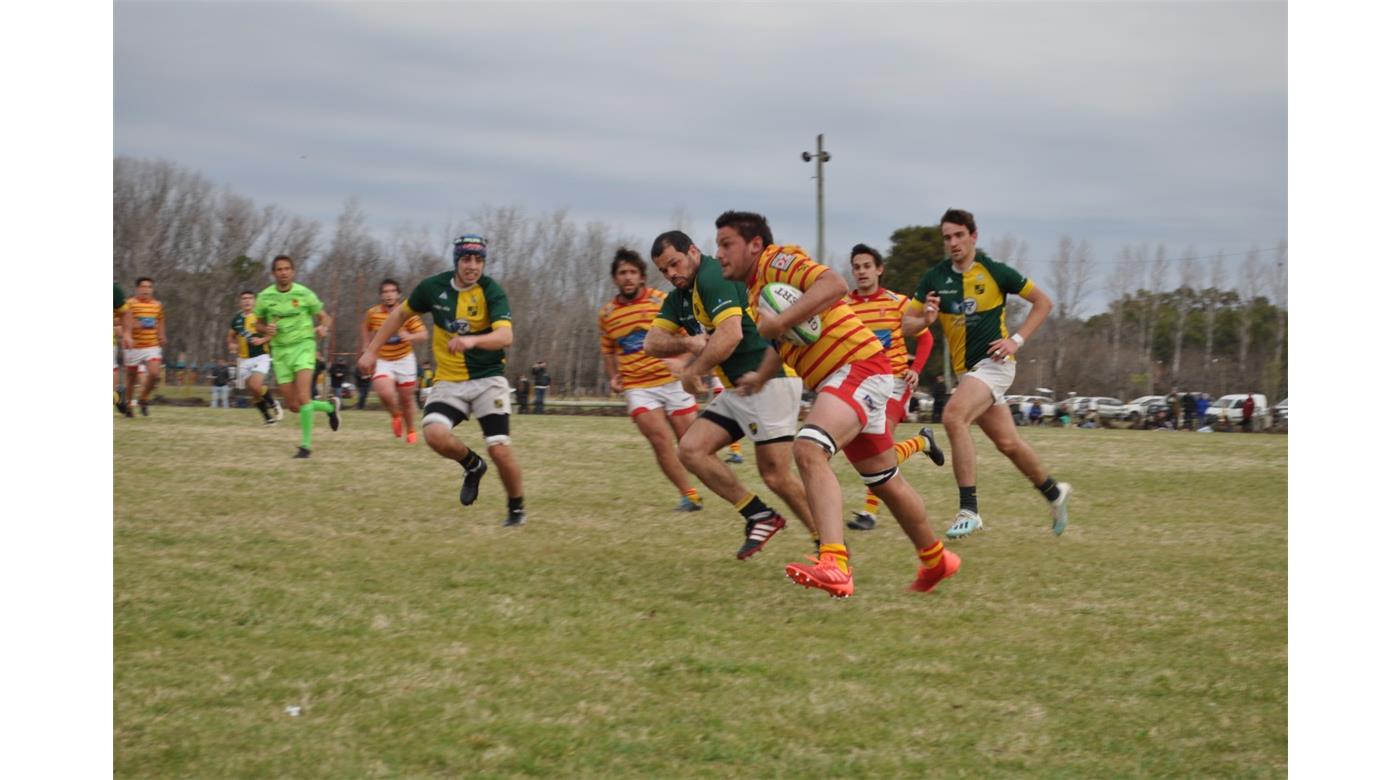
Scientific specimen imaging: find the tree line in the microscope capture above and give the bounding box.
[114,156,1286,401]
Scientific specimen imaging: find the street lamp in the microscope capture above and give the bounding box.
[801,134,831,263]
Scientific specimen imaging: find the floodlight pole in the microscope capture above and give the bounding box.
[801,134,831,263]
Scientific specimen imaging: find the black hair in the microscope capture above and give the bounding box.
[611,248,647,278]
[850,243,884,266]
[271,254,295,270]
[714,210,773,248]
[379,278,400,292]
[939,208,977,235]
[650,230,694,259]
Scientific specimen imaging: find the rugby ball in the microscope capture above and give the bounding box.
[757,282,822,346]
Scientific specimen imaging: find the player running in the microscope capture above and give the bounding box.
[645,230,818,558]
[121,277,167,417]
[714,210,958,599]
[228,290,282,425]
[844,243,946,531]
[599,248,705,512]
[902,208,1071,538]
[254,255,341,458]
[358,234,527,527]
[362,278,428,444]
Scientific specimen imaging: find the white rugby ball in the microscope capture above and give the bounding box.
[757,282,822,346]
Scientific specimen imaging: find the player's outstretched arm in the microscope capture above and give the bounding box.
[643,326,692,359]
[757,272,844,341]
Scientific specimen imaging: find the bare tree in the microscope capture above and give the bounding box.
[1141,243,1169,395]
[1044,236,1095,388]
[1105,245,1139,397]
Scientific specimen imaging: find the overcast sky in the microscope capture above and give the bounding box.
[113,1,1286,303]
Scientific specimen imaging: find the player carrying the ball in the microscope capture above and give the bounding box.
[844,243,946,531]
[227,290,281,425]
[121,276,167,417]
[714,210,958,598]
[902,208,1071,538]
[358,234,527,527]
[598,247,705,512]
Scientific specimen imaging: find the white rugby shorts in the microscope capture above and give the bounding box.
[373,353,418,386]
[705,376,802,443]
[235,354,271,389]
[423,376,512,428]
[959,357,1016,405]
[626,380,699,418]
[124,346,163,367]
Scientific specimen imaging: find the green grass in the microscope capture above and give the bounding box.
[115,408,1286,778]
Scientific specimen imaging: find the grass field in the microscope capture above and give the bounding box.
[114,407,1286,777]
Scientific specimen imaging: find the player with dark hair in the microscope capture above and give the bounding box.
[255,255,341,458]
[902,208,1071,538]
[114,283,132,417]
[599,247,704,512]
[121,277,167,416]
[362,278,428,443]
[645,229,819,558]
[359,234,526,526]
[715,210,958,598]
[228,290,281,425]
[844,242,945,531]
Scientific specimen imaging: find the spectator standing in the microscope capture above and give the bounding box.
[1182,391,1195,430]
[515,375,531,413]
[1242,394,1256,432]
[1168,389,1181,429]
[311,351,327,399]
[531,360,550,414]
[1028,401,1043,426]
[210,359,231,408]
[1196,393,1210,424]
[329,359,349,399]
[930,374,947,423]
[354,370,371,410]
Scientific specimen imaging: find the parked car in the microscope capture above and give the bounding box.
[1207,393,1271,430]
[1121,395,1166,425]
[1068,396,1127,422]
[1270,397,1288,428]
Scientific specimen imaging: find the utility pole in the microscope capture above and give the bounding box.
[801,134,831,262]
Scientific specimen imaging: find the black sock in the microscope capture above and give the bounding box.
[1037,477,1061,502]
[737,495,774,522]
[508,496,524,514]
[958,486,978,513]
[459,451,483,471]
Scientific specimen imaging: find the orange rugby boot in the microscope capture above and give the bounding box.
[785,553,854,599]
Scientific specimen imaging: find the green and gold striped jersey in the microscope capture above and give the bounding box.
[405,271,512,382]
[912,253,1034,376]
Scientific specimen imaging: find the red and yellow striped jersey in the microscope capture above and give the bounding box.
[125,298,164,348]
[844,288,924,375]
[364,304,425,360]
[598,287,675,390]
[747,245,884,390]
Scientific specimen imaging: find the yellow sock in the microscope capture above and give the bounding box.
[894,435,924,464]
[818,543,850,573]
[729,442,742,455]
[863,490,880,516]
[684,487,701,503]
[918,541,945,569]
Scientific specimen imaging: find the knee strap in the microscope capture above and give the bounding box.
[796,424,837,456]
[859,465,899,487]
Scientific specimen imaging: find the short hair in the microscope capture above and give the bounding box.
[134,276,154,286]
[379,278,400,292]
[650,230,694,259]
[611,248,647,278]
[850,243,884,266]
[239,290,255,298]
[939,208,978,235]
[715,210,773,248]
[271,254,295,270]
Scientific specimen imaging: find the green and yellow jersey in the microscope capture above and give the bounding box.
[404,271,512,383]
[911,253,1033,375]
[253,282,324,351]
[654,254,789,388]
[113,283,127,314]
[229,312,267,359]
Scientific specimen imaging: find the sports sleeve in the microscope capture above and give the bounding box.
[405,280,432,314]
[598,307,616,353]
[653,292,682,333]
[114,284,126,312]
[302,288,324,315]
[485,279,512,329]
[759,247,829,292]
[405,313,425,333]
[988,260,1030,296]
[697,261,745,327]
